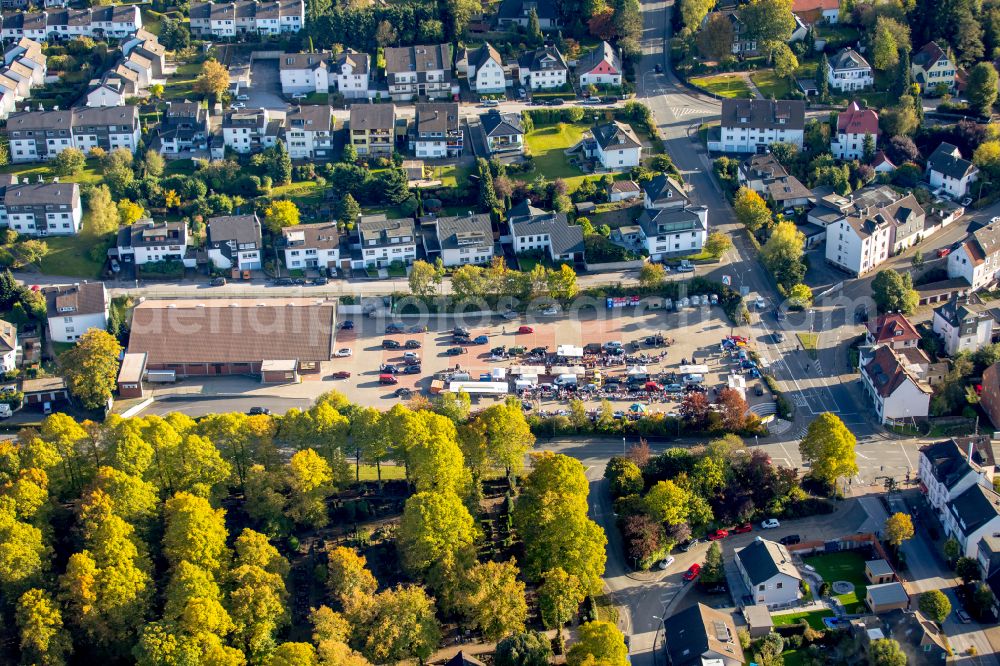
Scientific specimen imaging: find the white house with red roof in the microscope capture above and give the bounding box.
[831,101,878,160]
[948,220,1000,290]
[577,41,622,87]
[866,313,921,350]
[792,0,839,23]
[872,151,896,174]
[860,345,932,424]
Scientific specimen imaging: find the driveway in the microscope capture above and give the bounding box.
[246,59,287,110]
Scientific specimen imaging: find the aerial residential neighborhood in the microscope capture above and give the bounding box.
[2,0,1000,663]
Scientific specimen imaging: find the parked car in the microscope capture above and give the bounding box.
[453,327,470,336]
[311,276,328,285]
[386,323,405,334]
[403,351,420,359]
[472,335,489,344]
[707,529,729,541]
[404,340,421,349]
[676,260,695,273]
[683,564,701,581]
[408,325,428,333]
[334,348,352,357]
[754,296,766,309]
[548,98,565,105]
[382,340,401,349]
[236,94,250,101]
[247,407,271,416]
[331,370,351,379]
[654,63,663,73]
[956,609,972,623]
[482,99,499,107]
[211,277,227,286]
[658,556,675,570]
[761,518,780,529]
[678,539,700,552]
[779,534,801,545]
[446,347,467,355]
[531,346,549,354]
[936,247,952,258]
[404,364,421,374]
[379,374,398,385]
[340,320,354,330]
[518,325,534,334]
[733,523,752,534]
[541,306,560,316]
[381,364,399,374]
[394,387,412,398]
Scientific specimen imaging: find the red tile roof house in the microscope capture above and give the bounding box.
[865,313,921,350]
[860,344,932,425]
[792,0,839,24]
[831,101,879,161]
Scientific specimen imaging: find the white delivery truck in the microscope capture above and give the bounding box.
[554,373,578,386]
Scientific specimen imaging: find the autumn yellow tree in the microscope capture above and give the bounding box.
[59,330,122,410]
[193,59,230,99]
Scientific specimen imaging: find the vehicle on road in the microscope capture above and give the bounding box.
[707,529,729,541]
[779,534,801,545]
[541,306,560,316]
[340,320,354,330]
[937,247,951,258]
[379,374,398,385]
[247,407,271,416]
[408,325,428,333]
[382,340,401,349]
[404,364,421,374]
[676,260,695,273]
[274,277,293,286]
[334,348,352,357]
[683,564,701,581]
[446,347,467,355]
[236,94,250,101]
[518,325,534,334]
[482,99,499,107]
[404,340,421,349]
[956,609,972,623]
[733,523,752,534]
[211,277,227,286]
[232,102,246,109]
[386,323,405,334]
[658,556,675,570]
[754,296,766,309]
[677,538,699,552]
[548,98,565,105]
[761,518,780,529]
[331,371,351,379]
[774,332,784,343]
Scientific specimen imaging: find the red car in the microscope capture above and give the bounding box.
[683,564,701,581]
[331,371,351,379]
[937,247,952,258]
[732,523,752,534]
[518,326,534,334]
[708,529,729,541]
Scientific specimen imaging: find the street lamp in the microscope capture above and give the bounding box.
[622,436,626,455]
[652,615,665,666]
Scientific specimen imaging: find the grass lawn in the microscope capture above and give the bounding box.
[816,24,861,43]
[689,73,753,99]
[299,92,330,105]
[781,649,807,666]
[797,332,819,359]
[387,264,407,278]
[803,551,869,613]
[140,7,164,36]
[164,62,201,101]
[524,122,587,180]
[772,609,833,629]
[164,158,197,176]
[429,163,473,189]
[356,464,406,482]
[270,181,325,208]
[51,341,75,358]
[37,235,105,278]
[751,70,792,99]
[0,159,104,186]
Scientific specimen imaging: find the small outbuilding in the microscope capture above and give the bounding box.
[865,559,895,585]
[117,352,147,399]
[865,582,910,614]
[743,604,774,639]
[260,359,299,384]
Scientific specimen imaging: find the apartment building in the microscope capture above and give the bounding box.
[384,44,452,101]
[831,101,878,160]
[824,188,925,274]
[0,5,142,40]
[279,52,329,95]
[221,107,282,154]
[188,0,304,37]
[859,344,932,424]
[207,214,263,271]
[44,282,108,343]
[423,213,495,267]
[333,49,370,99]
[919,437,995,517]
[352,213,417,268]
[827,48,873,91]
[932,295,995,356]
[591,120,642,169]
[507,200,585,263]
[948,220,1000,290]
[284,105,333,160]
[711,99,805,153]
[911,41,956,94]
[115,219,191,266]
[518,44,568,90]
[6,105,140,162]
[282,222,340,272]
[412,103,462,158]
[577,41,622,87]
[0,175,81,236]
[348,104,395,156]
[928,142,978,200]
[636,205,708,260]
[158,101,210,154]
[464,42,506,94]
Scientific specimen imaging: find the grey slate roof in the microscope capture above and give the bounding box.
[577,40,621,75]
[3,181,78,206]
[119,220,186,249]
[919,438,985,490]
[286,104,332,130]
[928,142,977,180]
[934,295,990,329]
[663,603,744,666]
[279,52,328,71]
[384,44,451,84]
[349,103,395,131]
[592,121,641,151]
[642,174,688,204]
[947,483,1000,536]
[497,0,559,21]
[866,559,894,578]
[508,200,584,257]
[720,99,805,131]
[866,582,909,607]
[468,42,502,72]
[415,103,459,134]
[830,47,871,71]
[358,213,415,247]
[518,45,567,72]
[335,49,369,75]
[208,214,262,247]
[736,538,801,585]
[480,110,524,137]
[434,213,493,252]
[637,207,706,236]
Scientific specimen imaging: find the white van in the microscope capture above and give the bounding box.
[554,373,578,386]
[0,403,11,418]
[682,373,704,386]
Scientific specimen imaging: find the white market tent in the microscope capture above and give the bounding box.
[448,382,510,395]
[556,345,584,358]
[550,365,586,376]
[679,364,710,374]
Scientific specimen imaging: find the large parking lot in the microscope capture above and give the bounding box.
[325,306,771,412]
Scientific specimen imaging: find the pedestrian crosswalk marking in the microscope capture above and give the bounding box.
[670,106,706,117]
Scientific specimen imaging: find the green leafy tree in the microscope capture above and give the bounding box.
[872,20,900,70]
[338,193,361,226]
[817,52,830,100]
[228,529,289,661]
[604,456,643,497]
[798,412,858,487]
[193,59,230,99]
[697,13,735,61]
[263,200,300,234]
[956,556,982,584]
[704,231,732,257]
[538,567,584,650]
[59,329,122,410]
[52,147,86,176]
[771,42,798,80]
[464,560,528,641]
[495,632,553,666]
[398,490,478,579]
[326,546,378,607]
[968,61,1000,116]
[869,638,906,666]
[163,491,229,575]
[566,621,628,666]
[475,399,536,480]
[871,269,918,314]
[351,585,441,664]
[701,542,725,583]
[638,262,666,288]
[408,259,442,297]
[944,537,961,562]
[918,589,951,625]
[742,0,795,47]
[17,588,72,666]
[680,0,714,29]
[644,479,692,525]
[285,448,333,529]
